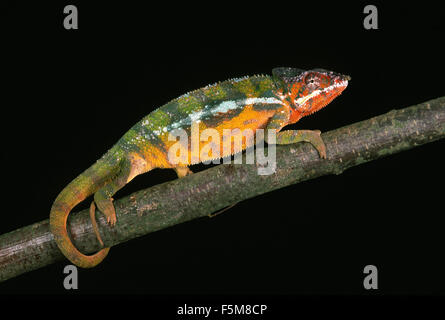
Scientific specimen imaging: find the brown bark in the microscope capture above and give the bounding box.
[1,96,444,283]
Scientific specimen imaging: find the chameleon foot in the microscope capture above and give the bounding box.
[275,129,327,159]
[175,166,193,178]
[96,198,117,226]
[305,130,327,159]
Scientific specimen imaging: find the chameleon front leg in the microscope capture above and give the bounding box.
[174,166,193,178]
[265,113,327,159]
[273,129,326,159]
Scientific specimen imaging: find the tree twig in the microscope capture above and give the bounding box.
[1,96,444,283]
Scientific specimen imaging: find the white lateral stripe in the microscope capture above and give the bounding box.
[244,97,283,105]
[157,96,285,135]
[294,80,348,105]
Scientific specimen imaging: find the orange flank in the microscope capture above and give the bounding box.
[159,105,281,165]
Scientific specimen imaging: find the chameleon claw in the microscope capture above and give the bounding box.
[94,197,117,228]
[275,129,327,159]
[107,215,117,226]
[175,166,193,178]
[307,129,327,159]
[315,131,327,159]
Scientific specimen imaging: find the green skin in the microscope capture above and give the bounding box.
[50,67,350,268]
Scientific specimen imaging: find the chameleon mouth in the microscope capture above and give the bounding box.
[295,79,349,116]
[295,79,348,106]
[323,78,349,93]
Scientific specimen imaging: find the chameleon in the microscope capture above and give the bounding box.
[50,67,350,268]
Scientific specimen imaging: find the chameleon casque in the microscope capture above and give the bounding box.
[50,67,350,268]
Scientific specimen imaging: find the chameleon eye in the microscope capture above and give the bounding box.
[305,73,319,87]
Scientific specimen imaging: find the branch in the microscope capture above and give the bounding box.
[1,97,444,282]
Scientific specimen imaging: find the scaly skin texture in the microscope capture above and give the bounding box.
[50,67,350,268]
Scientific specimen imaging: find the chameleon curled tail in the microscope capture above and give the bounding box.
[50,151,121,268]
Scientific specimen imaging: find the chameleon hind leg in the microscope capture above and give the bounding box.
[90,161,187,246]
[90,160,132,247]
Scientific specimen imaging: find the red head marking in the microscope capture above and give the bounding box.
[273,68,350,124]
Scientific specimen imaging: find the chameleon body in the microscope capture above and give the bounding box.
[50,67,350,268]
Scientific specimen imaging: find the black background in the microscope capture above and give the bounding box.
[1,0,444,307]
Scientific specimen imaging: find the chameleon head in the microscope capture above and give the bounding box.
[273,67,350,123]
